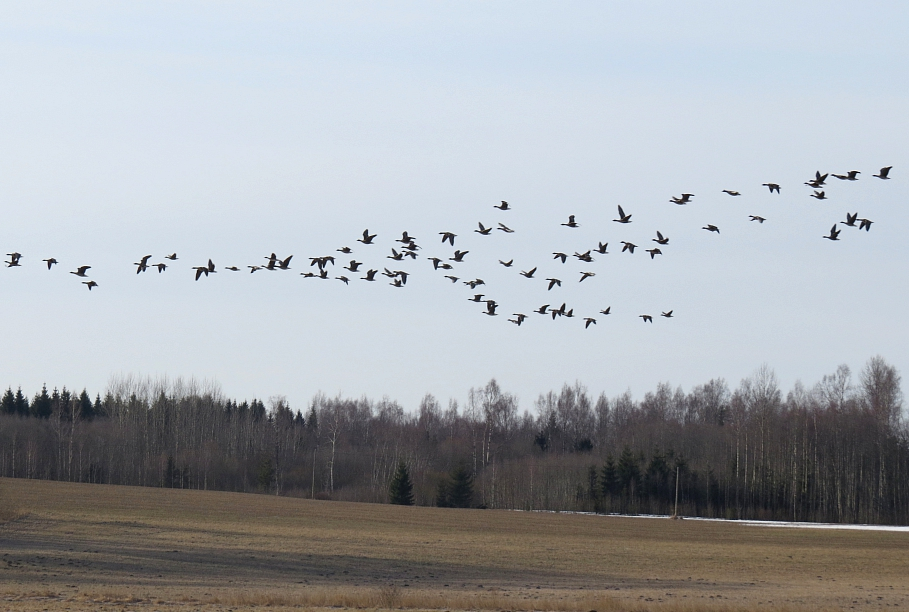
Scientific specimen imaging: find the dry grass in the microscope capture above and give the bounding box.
[1,477,908,611]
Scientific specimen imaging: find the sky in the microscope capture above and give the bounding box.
[1,2,907,413]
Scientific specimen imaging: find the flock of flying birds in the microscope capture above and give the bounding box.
[4,166,893,328]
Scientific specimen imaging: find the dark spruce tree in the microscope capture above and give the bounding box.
[448,463,474,508]
[389,461,415,505]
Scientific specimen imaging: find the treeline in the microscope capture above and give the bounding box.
[1,357,907,524]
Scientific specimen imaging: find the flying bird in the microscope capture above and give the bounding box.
[553,252,568,263]
[42,258,57,269]
[134,255,152,274]
[763,183,781,194]
[499,259,513,267]
[561,215,579,228]
[475,222,492,236]
[599,307,611,315]
[362,269,378,281]
[646,248,662,259]
[357,229,377,244]
[873,166,892,180]
[661,311,673,318]
[509,313,526,326]
[495,201,510,210]
[702,224,720,233]
[749,215,766,223]
[450,250,468,262]
[164,253,177,260]
[858,218,873,232]
[439,232,456,246]
[534,304,549,315]
[345,260,363,272]
[70,266,91,277]
[613,205,632,223]
[810,190,827,200]
[670,193,694,205]
[443,275,459,283]
[653,231,669,245]
[639,314,653,323]
[584,317,597,329]
[823,225,841,241]
[832,170,860,181]
[620,241,637,253]
[82,281,98,291]
[841,212,858,227]
[546,278,561,290]
[155,263,168,272]
[722,189,741,196]
[594,242,608,254]
[579,272,595,282]
[337,246,352,254]
[497,223,514,233]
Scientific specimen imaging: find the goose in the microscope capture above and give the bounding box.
[70,266,91,277]
[224,266,239,271]
[620,241,637,253]
[639,314,653,323]
[499,259,514,267]
[553,252,568,263]
[832,170,860,181]
[134,255,152,274]
[443,275,459,283]
[439,232,456,246]
[382,268,397,278]
[450,250,469,262]
[393,271,409,285]
[661,310,673,318]
[561,215,579,228]
[762,183,781,193]
[594,242,608,254]
[438,262,453,270]
[337,246,353,254]
[397,231,416,244]
[495,201,510,210]
[823,225,841,241]
[599,307,611,315]
[468,294,485,303]
[387,248,404,261]
[497,223,514,233]
[361,269,378,281]
[579,271,595,282]
[645,248,662,259]
[300,272,316,278]
[613,205,632,223]
[702,224,720,233]
[83,281,98,291]
[344,260,363,272]
[164,253,177,260]
[276,255,293,270]
[475,222,492,235]
[357,229,377,244]
[464,278,485,289]
[5,252,22,267]
[248,265,261,273]
[670,193,694,205]
[873,166,892,180]
[749,215,766,223]
[484,300,498,316]
[192,266,209,281]
[318,269,328,280]
[534,304,549,315]
[840,212,858,227]
[809,190,827,200]
[546,278,561,290]
[263,254,278,270]
[427,257,443,270]
[508,314,526,326]
[207,259,216,273]
[389,278,404,288]
[336,276,350,285]
[722,189,741,196]
[584,317,597,329]
[42,258,57,269]
[653,231,669,245]
[574,250,594,263]
[858,218,873,232]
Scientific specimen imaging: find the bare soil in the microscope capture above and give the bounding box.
[1,477,907,611]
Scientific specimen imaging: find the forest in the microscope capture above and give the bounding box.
[1,356,907,525]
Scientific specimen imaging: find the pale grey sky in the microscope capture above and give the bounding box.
[1,2,907,411]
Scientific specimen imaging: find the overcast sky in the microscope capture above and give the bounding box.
[1,2,907,412]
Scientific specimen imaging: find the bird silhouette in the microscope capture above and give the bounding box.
[703,225,720,233]
[841,212,858,227]
[594,242,608,254]
[155,263,168,272]
[722,189,741,196]
[670,194,694,205]
[823,225,841,241]
[858,218,873,232]
[763,183,781,193]
[134,255,152,274]
[832,170,860,181]
[653,231,669,245]
[164,253,178,260]
[70,266,91,277]
[497,223,514,233]
[546,278,561,290]
[336,276,350,285]
[5,252,22,267]
[509,313,526,326]
[42,258,57,269]
[83,281,98,291]
[553,252,568,263]
[443,275,459,283]
[224,266,240,271]
[810,190,827,200]
[873,166,892,180]
[475,222,492,236]
[620,241,637,254]
[579,272,595,282]
[495,201,510,210]
[337,246,352,254]
[499,259,513,267]
[397,231,416,244]
[358,229,377,244]
[639,314,653,323]
[468,294,485,302]
[450,250,469,262]
[387,248,404,261]
[439,232,456,246]
[749,215,766,223]
[534,304,549,315]
[613,205,632,223]
[276,255,293,270]
[362,269,378,281]
[484,301,498,316]
[345,260,363,272]
[661,310,673,318]
[561,215,579,228]
[599,307,611,315]
[584,317,596,329]
[646,248,662,259]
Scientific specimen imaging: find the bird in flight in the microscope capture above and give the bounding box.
[809,190,827,200]
[42,258,57,269]
[134,255,152,274]
[450,250,468,262]
[620,241,637,253]
[613,205,632,223]
[553,252,568,263]
[484,300,498,316]
[594,242,608,254]
[499,259,513,267]
[873,166,892,180]
[508,314,526,326]
[832,170,860,181]
[653,231,669,245]
[5,252,22,267]
[646,248,662,259]
[70,266,91,277]
[722,189,741,196]
[579,272,595,282]
[357,229,377,244]
[155,263,168,272]
[475,222,492,236]
[336,246,352,254]
[164,253,178,260]
[83,281,98,291]
[599,307,611,315]
[841,212,858,227]
[361,269,378,281]
[763,183,781,194]
[661,310,673,318]
[546,278,561,290]
[670,193,694,205]
[277,255,293,270]
[749,215,766,223]
[858,218,873,232]
[495,201,510,210]
[497,223,514,233]
[584,317,597,329]
[823,225,841,241]
[336,276,349,285]
[439,232,456,246]
[639,314,653,323]
[703,225,720,233]
[561,215,579,228]
[344,260,363,272]
[534,304,549,315]
[574,250,594,263]
[443,275,459,283]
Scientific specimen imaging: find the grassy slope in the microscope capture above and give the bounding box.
[1,477,907,611]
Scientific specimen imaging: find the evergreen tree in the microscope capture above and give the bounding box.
[78,389,94,420]
[389,461,415,505]
[448,463,473,508]
[601,455,618,497]
[1,387,16,415]
[435,478,451,507]
[31,384,52,419]
[617,446,640,496]
[14,387,29,416]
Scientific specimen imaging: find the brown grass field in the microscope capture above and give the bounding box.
[1,478,907,611]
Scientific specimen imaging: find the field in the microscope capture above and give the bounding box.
[1,478,908,611]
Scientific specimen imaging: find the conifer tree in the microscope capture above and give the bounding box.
[389,461,415,505]
[448,463,473,508]
[1,388,15,415]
